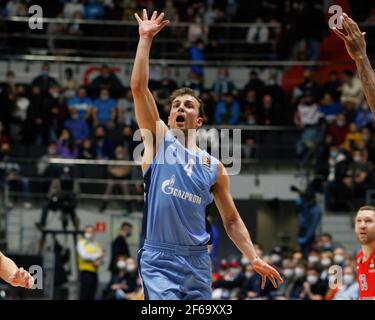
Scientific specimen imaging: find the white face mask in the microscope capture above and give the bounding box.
[116,260,126,270]
[126,264,136,272]
[334,255,345,264]
[307,275,319,285]
[321,258,332,267]
[294,268,305,278]
[84,232,93,240]
[284,268,294,278]
[343,274,354,285]
[271,254,281,264]
[245,271,254,278]
[308,255,319,264]
[241,257,250,266]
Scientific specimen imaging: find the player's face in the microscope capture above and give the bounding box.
[168,95,203,131]
[355,210,375,245]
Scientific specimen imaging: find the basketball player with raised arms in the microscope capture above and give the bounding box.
[131,9,282,300]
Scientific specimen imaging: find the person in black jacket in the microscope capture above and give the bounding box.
[109,222,133,274]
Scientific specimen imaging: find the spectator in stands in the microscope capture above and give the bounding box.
[84,0,105,20]
[78,139,96,160]
[61,68,77,99]
[341,70,363,112]
[294,95,321,128]
[299,267,328,300]
[0,143,32,208]
[116,89,136,128]
[331,265,359,300]
[155,67,178,103]
[327,113,349,146]
[89,65,124,98]
[316,233,343,252]
[319,251,333,282]
[182,71,203,96]
[100,146,131,212]
[63,0,84,19]
[68,10,84,36]
[319,93,343,122]
[0,77,16,135]
[343,123,363,151]
[288,262,306,299]
[213,260,245,299]
[67,86,93,121]
[188,16,207,44]
[292,70,321,103]
[56,128,78,159]
[12,85,30,140]
[264,72,284,110]
[243,71,264,105]
[31,63,59,93]
[189,39,205,77]
[214,91,240,125]
[64,108,90,144]
[77,225,104,300]
[109,222,133,274]
[103,255,138,300]
[347,149,370,202]
[322,71,342,102]
[271,259,295,300]
[256,94,279,125]
[92,125,115,159]
[211,67,236,101]
[117,125,136,158]
[0,121,10,150]
[92,88,117,127]
[355,102,373,129]
[199,90,216,125]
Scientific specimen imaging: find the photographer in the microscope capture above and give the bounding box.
[36,166,80,235]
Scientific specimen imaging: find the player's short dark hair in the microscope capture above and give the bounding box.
[358,205,375,213]
[169,87,205,118]
[121,222,133,229]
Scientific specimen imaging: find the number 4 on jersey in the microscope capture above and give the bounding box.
[184,159,195,177]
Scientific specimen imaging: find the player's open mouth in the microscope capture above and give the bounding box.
[176,115,185,123]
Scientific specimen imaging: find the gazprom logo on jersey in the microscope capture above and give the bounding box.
[161,175,202,204]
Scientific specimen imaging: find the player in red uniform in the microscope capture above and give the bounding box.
[355,206,375,300]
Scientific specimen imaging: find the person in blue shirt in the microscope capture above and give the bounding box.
[64,108,89,144]
[214,92,240,125]
[67,86,93,121]
[93,88,117,126]
[131,9,282,300]
[84,0,104,20]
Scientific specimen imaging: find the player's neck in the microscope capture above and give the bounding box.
[362,242,375,261]
[174,129,199,151]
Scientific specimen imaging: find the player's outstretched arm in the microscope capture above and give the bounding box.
[131,9,170,136]
[333,13,375,114]
[0,251,34,289]
[212,163,283,289]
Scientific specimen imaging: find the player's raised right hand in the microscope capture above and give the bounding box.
[134,9,170,40]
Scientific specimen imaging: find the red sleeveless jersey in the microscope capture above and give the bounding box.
[357,250,375,300]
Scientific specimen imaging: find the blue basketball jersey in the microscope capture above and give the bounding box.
[142,131,219,246]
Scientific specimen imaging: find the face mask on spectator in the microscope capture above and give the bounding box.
[72,113,79,120]
[333,255,345,264]
[230,268,241,276]
[307,275,318,285]
[271,254,281,264]
[284,268,294,278]
[241,257,250,266]
[343,274,354,285]
[126,263,136,272]
[245,271,254,278]
[294,267,305,278]
[100,94,109,100]
[84,232,94,240]
[330,151,337,158]
[321,258,332,267]
[308,255,319,264]
[354,156,362,163]
[116,260,126,270]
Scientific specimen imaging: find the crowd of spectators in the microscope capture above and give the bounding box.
[1,60,375,211]
[4,0,375,61]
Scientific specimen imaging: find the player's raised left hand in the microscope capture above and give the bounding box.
[8,267,34,289]
[332,13,367,61]
[251,258,283,289]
